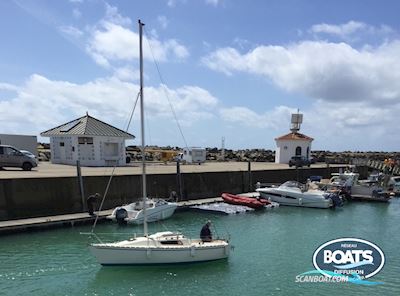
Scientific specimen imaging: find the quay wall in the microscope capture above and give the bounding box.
[0,166,343,221]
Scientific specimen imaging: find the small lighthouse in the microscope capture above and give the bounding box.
[275,111,313,164]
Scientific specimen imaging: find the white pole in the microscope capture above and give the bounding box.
[139,19,148,236]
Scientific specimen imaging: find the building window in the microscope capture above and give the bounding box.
[78,137,94,144]
[60,142,65,147]
[283,146,288,150]
[295,146,301,156]
[104,143,118,157]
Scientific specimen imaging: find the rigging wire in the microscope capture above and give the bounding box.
[143,26,188,149]
[90,91,141,235]
[125,91,141,131]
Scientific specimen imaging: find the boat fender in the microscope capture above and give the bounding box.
[224,245,230,255]
[190,246,196,257]
[115,208,128,224]
[298,198,302,206]
[146,249,152,258]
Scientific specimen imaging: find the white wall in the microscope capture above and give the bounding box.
[0,134,37,156]
[49,135,127,166]
[275,140,312,163]
[182,147,206,164]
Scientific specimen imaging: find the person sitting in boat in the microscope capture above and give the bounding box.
[200,220,212,242]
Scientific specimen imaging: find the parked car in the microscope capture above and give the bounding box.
[20,150,36,159]
[0,145,38,171]
[289,156,311,167]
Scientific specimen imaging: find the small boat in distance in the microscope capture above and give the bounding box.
[256,181,342,209]
[106,198,177,225]
[222,193,270,209]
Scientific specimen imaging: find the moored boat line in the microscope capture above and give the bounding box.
[0,197,222,235]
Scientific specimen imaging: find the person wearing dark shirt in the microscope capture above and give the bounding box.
[200,220,212,242]
[87,193,100,216]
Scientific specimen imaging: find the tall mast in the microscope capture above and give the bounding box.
[139,19,148,236]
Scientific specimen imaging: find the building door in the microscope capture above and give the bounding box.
[295,146,302,156]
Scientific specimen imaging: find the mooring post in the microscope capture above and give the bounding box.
[248,160,252,192]
[76,160,85,211]
[176,160,183,201]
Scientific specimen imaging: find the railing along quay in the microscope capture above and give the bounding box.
[352,158,400,175]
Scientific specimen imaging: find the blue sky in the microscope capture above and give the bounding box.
[1,0,400,151]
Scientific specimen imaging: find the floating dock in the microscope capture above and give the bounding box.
[0,196,230,235]
[189,202,255,214]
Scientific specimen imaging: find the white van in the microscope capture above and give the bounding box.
[177,147,206,164]
[0,145,38,171]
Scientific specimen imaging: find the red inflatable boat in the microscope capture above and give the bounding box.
[221,193,270,209]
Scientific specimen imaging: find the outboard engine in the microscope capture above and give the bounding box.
[327,193,343,208]
[115,208,128,225]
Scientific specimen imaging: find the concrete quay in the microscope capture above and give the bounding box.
[0,161,346,222]
[0,161,341,179]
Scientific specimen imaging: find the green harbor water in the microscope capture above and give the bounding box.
[1,199,400,296]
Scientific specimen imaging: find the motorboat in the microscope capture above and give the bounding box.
[256,181,341,208]
[221,193,271,209]
[328,172,392,202]
[106,198,177,225]
[90,20,231,265]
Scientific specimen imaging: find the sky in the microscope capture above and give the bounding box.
[0,0,400,151]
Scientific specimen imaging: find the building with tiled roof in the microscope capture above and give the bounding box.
[275,131,313,164]
[275,113,313,164]
[41,113,135,167]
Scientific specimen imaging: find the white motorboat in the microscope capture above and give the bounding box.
[329,172,392,202]
[256,181,339,208]
[90,20,230,265]
[107,198,177,224]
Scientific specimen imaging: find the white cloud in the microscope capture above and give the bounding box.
[202,40,400,104]
[0,83,19,92]
[113,67,140,82]
[220,106,295,129]
[167,0,176,7]
[0,74,218,137]
[59,25,84,38]
[86,21,189,67]
[103,3,132,27]
[310,21,395,41]
[145,84,218,126]
[310,21,366,38]
[167,0,187,7]
[72,8,82,19]
[157,15,169,29]
[205,0,220,6]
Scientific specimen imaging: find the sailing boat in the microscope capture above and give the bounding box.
[89,20,230,265]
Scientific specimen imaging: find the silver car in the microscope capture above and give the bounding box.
[0,145,38,171]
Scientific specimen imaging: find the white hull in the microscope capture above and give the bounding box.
[257,181,332,209]
[90,232,230,265]
[127,205,177,224]
[107,199,177,224]
[258,191,331,208]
